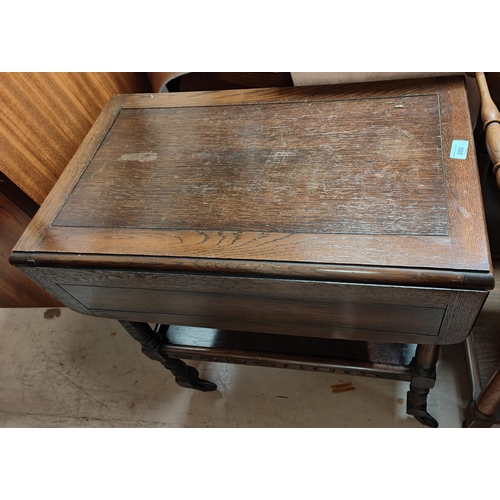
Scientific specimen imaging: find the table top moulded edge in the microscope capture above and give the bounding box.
[10,77,494,291]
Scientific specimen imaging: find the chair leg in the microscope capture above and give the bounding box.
[406,344,440,428]
[119,320,217,392]
[464,367,500,427]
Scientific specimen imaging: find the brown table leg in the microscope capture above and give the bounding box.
[464,367,500,427]
[407,344,440,428]
[119,321,217,392]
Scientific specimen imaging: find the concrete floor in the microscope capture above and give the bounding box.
[0,307,474,428]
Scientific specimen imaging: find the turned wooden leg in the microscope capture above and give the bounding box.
[464,367,500,427]
[119,321,217,392]
[406,344,440,428]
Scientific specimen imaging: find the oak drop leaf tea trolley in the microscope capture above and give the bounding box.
[11,77,494,427]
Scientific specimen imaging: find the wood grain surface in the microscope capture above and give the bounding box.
[19,266,90,315]
[12,95,127,253]
[63,283,444,336]
[0,72,150,204]
[91,308,444,345]
[121,79,440,109]
[54,96,447,236]
[9,76,494,348]
[438,78,492,272]
[32,227,455,270]
[37,268,451,307]
[50,268,449,339]
[437,290,489,344]
[12,76,491,278]
[11,253,494,289]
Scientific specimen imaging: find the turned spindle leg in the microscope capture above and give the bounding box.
[406,344,440,428]
[119,320,217,392]
[475,72,500,188]
[464,367,500,428]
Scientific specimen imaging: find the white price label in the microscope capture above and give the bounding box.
[450,140,469,160]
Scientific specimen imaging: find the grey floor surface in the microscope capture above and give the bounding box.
[0,307,474,428]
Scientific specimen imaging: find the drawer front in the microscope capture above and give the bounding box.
[20,266,488,344]
[45,268,456,343]
[63,283,445,336]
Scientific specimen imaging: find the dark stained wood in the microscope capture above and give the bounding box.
[55,96,447,236]
[13,265,487,345]
[30,227,456,270]
[165,325,416,364]
[413,344,440,370]
[464,366,500,427]
[475,369,500,417]
[0,73,151,205]
[0,189,61,307]
[97,309,443,345]
[60,284,445,337]
[10,76,493,348]
[177,72,294,92]
[437,290,489,344]
[13,95,127,253]
[0,74,150,307]
[484,73,500,106]
[119,321,217,392]
[23,268,451,307]
[0,172,38,218]
[11,77,491,276]
[9,75,495,427]
[19,266,89,315]
[437,77,492,272]
[407,344,440,427]
[482,166,500,259]
[10,253,494,290]
[163,326,415,381]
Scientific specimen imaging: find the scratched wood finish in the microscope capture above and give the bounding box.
[10,76,493,348]
[122,79,440,109]
[437,78,492,272]
[13,95,127,253]
[0,73,150,205]
[55,96,447,236]
[12,77,492,275]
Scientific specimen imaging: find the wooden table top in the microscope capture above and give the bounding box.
[12,77,493,290]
